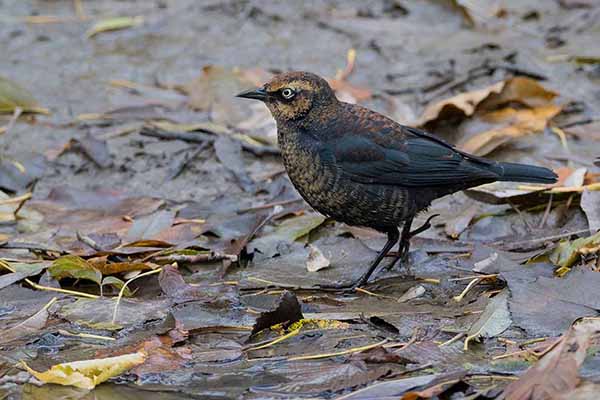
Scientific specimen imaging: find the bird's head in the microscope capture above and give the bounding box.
[236,71,337,123]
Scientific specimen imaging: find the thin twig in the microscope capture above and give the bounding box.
[539,193,553,229]
[237,198,303,213]
[153,252,237,264]
[139,125,280,156]
[287,339,388,361]
[112,268,162,323]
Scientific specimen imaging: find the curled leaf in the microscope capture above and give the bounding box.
[86,16,144,38]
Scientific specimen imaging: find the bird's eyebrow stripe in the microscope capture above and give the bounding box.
[267,81,312,92]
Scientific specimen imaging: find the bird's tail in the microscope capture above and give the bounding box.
[492,161,557,184]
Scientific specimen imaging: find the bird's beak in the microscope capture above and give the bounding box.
[236,87,268,101]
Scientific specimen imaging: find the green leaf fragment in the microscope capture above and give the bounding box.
[49,256,102,286]
[0,76,48,114]
[86,16,144,38]
[550,231,600,269]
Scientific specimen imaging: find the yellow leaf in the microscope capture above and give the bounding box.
[86,16,144,38]
[20,351,146,389]
[0,76,49,114]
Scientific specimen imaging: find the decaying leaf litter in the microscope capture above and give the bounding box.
[1,1,600,398]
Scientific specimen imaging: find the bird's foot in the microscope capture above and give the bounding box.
[315,269,375,292]
[382,252,413,276]
[314,281,360,293]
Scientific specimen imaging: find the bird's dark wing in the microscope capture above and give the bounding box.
[320,109,497,187]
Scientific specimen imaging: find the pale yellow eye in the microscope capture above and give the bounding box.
[281,88,295,99]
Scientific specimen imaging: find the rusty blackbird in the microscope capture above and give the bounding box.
[237,72,557,288]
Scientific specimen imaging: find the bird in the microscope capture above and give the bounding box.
[237,71,557,289]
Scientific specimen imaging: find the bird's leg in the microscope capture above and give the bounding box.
[385,214,439,272]
[354,227,400,288]
[316,227,399,291]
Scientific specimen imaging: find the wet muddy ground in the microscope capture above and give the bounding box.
[1,1,600,399]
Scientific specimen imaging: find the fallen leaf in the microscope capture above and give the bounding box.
[86,16,144,38]
[133,336,191,375]
[550,231,600,269]
[0,262,48,290]
[214,135,254,191]
[397,285,426,303]
[87,258,153,275]
[68,134,112,168]
[125,210,175,243]
[20,186,164,252]
[557,381,600,400]
[182,65,254,126]
[21,351,146,389]
[444,203,480,238]
[101,276,133,296]
[158,264,235,303]
[401,372,466,400]
[464,289,511,349]
[504,265,600,336]
[417,77,557,126]
[464,182,548,206]
[503,318,600,400]
[0,191,30,224]
[335,374,440,400]
[349,345,410,364]
[48,255,102,285]
[249,213,326,258]
[0,76,48,114]
[251,291,304,335]
[581,189,600,232]
[327,78,372,103]
[59,297,170,330]
[306,244,331,272]
[563,167,587,188]
[458,105,561,156]
[0,154,47,193]
[0,297,56,345]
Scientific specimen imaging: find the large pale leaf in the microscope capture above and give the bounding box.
[21,351,146,389]
[464,289,511,349]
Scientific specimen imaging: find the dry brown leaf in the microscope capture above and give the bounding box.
[417,77,557,126]
[328,49,371,103]
[327,78,372,103]
[87,258,154,275]
[418,81,504,125]
[458,105,561,156]
[503,318,600,400]
[480,77,558,109]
